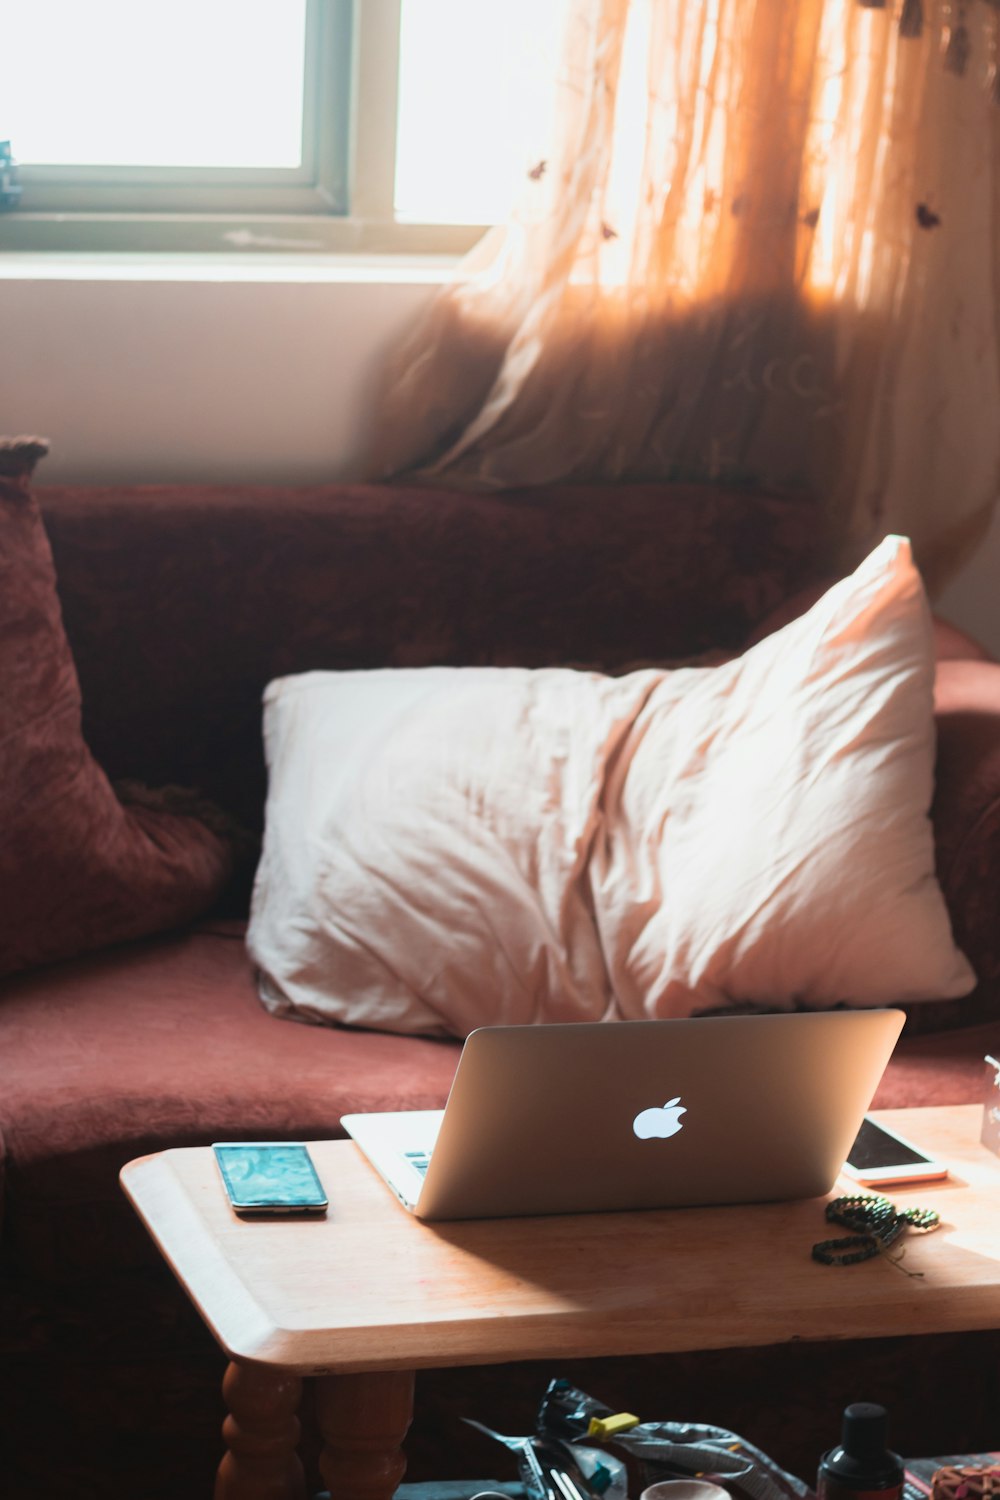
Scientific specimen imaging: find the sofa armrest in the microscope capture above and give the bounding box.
[910,659,1000,1032]
[747,571,994,658]
[750,575,994,660]
[933,616,994,663]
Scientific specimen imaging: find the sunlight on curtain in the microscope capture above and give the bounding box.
[369,0,1000,588]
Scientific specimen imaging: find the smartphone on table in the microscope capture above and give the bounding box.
[842,1115,949,1188]
[213,1142,328,1214]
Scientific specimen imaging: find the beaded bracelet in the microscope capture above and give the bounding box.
[812,1192,940,1268]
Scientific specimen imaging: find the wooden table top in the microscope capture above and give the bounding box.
[120,1105,1000,1377]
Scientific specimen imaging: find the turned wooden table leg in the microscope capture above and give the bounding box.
[215,1360,307,1500]
[316,1369,415,1500]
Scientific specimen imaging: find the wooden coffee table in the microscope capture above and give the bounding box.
[120,1105,1000,1500]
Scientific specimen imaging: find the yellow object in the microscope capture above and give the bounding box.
[588,1412,640,1439]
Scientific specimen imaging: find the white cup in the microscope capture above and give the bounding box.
[640,1482,731,1500]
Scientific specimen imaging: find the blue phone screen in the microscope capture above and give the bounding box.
[213,1143,328,1211]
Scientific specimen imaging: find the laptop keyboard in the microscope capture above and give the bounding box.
[404,1149,432,1178]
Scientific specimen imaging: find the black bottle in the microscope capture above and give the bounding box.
[817,1403,904,1500]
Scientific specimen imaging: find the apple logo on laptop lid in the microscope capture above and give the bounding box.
[633,1096,687,1140]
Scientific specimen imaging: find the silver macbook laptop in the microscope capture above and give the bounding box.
[341,1008,905,1221]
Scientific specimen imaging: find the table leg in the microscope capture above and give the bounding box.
[316,1369,415,1500]
[215,1360,307,1500]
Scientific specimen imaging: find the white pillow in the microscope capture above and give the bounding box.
[248,535,974,1036]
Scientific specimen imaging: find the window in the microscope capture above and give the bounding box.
[0,0,569,256]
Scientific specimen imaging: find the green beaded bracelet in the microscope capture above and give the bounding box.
[812,1192,940,1267]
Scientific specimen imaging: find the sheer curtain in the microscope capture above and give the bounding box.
[368,0,1000,587]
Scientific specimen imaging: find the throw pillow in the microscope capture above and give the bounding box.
[248,534,974,1036]
[0,438,235,978]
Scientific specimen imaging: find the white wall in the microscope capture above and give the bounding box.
[0,256,443,486]
[2,255,998,654]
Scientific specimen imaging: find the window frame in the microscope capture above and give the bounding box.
[0,0,486,257]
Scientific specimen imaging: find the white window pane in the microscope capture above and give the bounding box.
[395,0,570,224]
[0,0,307,169]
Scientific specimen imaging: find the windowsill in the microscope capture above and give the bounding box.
[0,249,464,285]
[0,207,488,266]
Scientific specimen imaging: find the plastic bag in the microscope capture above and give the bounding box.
[466,1378,634,1500]
[613,1421,812,1500]
[465,1416,628,1500]
[465,1380,811,1500]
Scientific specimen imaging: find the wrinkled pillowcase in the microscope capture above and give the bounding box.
[248,534,974,1036]
[0,438,234,978]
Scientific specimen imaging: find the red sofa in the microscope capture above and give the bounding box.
[3,477,1000,1500]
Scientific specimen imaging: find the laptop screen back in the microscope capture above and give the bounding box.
[410,1009,904,1220]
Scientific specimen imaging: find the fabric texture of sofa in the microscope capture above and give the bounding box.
[3,471,1000,1500]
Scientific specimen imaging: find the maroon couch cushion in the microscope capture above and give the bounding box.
[0,923,461,1277]
[902,657,1000,1033]
[1,923,998,1280]
[0,441,234,979]
[37,480,836,831]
